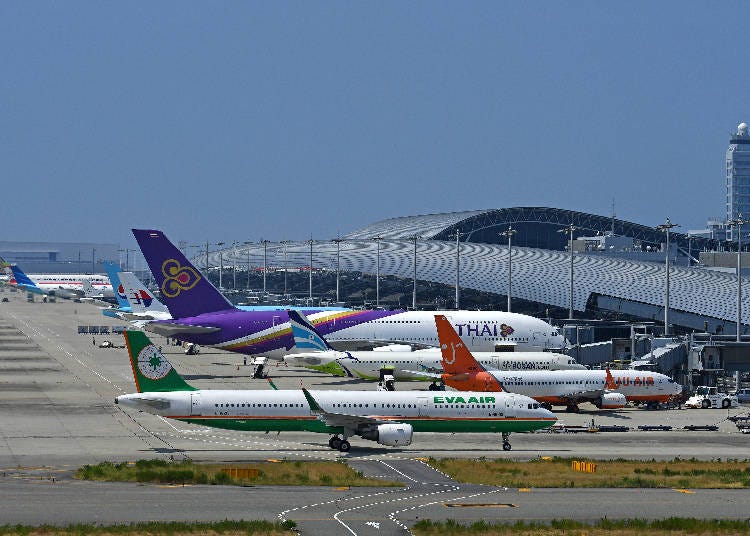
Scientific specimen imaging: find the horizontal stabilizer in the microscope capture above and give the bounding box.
[144,322,221,337]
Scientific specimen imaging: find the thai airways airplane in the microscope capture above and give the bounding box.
[115,330,556,451]
[429,315,683,412]
[8,264,113,299]
[283,310,585,382]
[131,229,568,360]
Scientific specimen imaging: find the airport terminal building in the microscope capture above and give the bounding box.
[207,207,748,336]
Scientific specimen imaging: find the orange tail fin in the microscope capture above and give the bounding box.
[434,315,487,376]
[605,368,617,390]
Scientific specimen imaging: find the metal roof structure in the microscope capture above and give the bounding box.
[205,208,740,333]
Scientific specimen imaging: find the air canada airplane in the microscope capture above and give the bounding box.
[115,330,556,451]
[131,229,567,360]
[427,315,683,412]
[283,309,585,382]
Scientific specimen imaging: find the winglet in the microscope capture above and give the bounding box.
[267,377,279,390]
[288,309,335,351]
[605,368,617,390]
[302,388,322,412]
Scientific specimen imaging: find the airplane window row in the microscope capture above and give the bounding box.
[505,380,597,386]
[215,403,305,408]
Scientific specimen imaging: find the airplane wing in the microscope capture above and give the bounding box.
[328,340,436,352]
[302,389,394,429]
[144,322,221,337]
[400,368,442,379]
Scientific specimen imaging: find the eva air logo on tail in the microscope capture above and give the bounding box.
[137,344,172,380]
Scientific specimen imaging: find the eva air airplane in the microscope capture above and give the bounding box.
[115,330,556,452]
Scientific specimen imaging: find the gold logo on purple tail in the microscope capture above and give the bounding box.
[161,259,201,298]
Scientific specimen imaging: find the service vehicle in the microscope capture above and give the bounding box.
[684,386,739,409]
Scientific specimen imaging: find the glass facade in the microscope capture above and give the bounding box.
[726,123,750,239]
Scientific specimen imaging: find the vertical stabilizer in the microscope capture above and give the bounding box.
[131,229,233,318]
[288,309,335,351]
[119,272,171,316]
[103,262,129,310]
[9,265,45,294]
[123,330,196,392]
[434,315,488,375]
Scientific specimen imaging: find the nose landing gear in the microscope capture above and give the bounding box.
[502,432,512,451]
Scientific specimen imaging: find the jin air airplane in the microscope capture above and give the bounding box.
[283,309,585,383]
[131,229,567,362]
[426,315,683,412]
[115,330,556,451]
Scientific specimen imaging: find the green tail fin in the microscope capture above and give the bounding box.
[123,330,196,392]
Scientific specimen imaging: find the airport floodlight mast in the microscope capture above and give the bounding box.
[118,248,136,272]
[307,238,314,302]
[374,236,383,307]
[216,242,225,290]
[655,218,678,336]
[499,225,517,313]
[243,241,252,290]
[232,241,238,289]
[92,248,96,274]
[280,241,290,296]
[410,235,421,309]
[728,214,748,341]
[260,239,270,295]
[557,224,577,319]
[451,230,462,310]
[332,237,344,303]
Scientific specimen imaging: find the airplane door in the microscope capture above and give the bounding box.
[273,315,281,327]
[533,331,544,349]
[190,393,201,416]
[417,397,428,417]
[503,398,516,418]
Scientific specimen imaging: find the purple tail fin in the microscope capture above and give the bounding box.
[132,229,233,318]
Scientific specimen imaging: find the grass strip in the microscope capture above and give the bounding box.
[76,459,401,487]
[412,517,750,535]
[426,457,750,488]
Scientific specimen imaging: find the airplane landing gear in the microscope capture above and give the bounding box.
[502,432,512,451]
[566,403,580,413]
[328,435,351,452]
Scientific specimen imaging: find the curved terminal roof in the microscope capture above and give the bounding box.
[205,208,736,331]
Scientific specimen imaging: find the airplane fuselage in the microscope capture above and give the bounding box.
[147,309,567,359]
[116,388,556,435]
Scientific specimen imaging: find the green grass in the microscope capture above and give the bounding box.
[412,518,750,535]
[425,457,750,489]
[0,520,296,535]
[76,459,401,487]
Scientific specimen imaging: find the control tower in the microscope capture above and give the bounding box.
[726,122,750,240]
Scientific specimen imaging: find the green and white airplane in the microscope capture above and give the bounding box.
[115,330,557,452]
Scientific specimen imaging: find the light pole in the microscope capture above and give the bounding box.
[499,225,517,312]
[374,236,383,308]
[332,238,344,303]
[92,248,96,273]
[656,218,679,336]
[452,230,461,310]
[216,242,225,290]
[557,224,577,319]
[243,241,252,290]
[410,235,420,309]
[728,215,748,341]
[281,241,290,296]
[307,238,314,303]
[231,241,238,290]
[260,239,270,296]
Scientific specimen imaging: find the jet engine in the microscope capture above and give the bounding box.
[360,423,414,446]
[595,392,627,409]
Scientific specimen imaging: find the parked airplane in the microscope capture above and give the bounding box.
[131,229,567,361]
[429,315,682,412]
[283,309,585,382]
[115,330,556,451]
[7,263,113,299]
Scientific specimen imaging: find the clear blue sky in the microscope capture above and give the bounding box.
[3,2,749,250]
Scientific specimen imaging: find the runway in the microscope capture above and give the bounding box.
[1,288,749,534]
